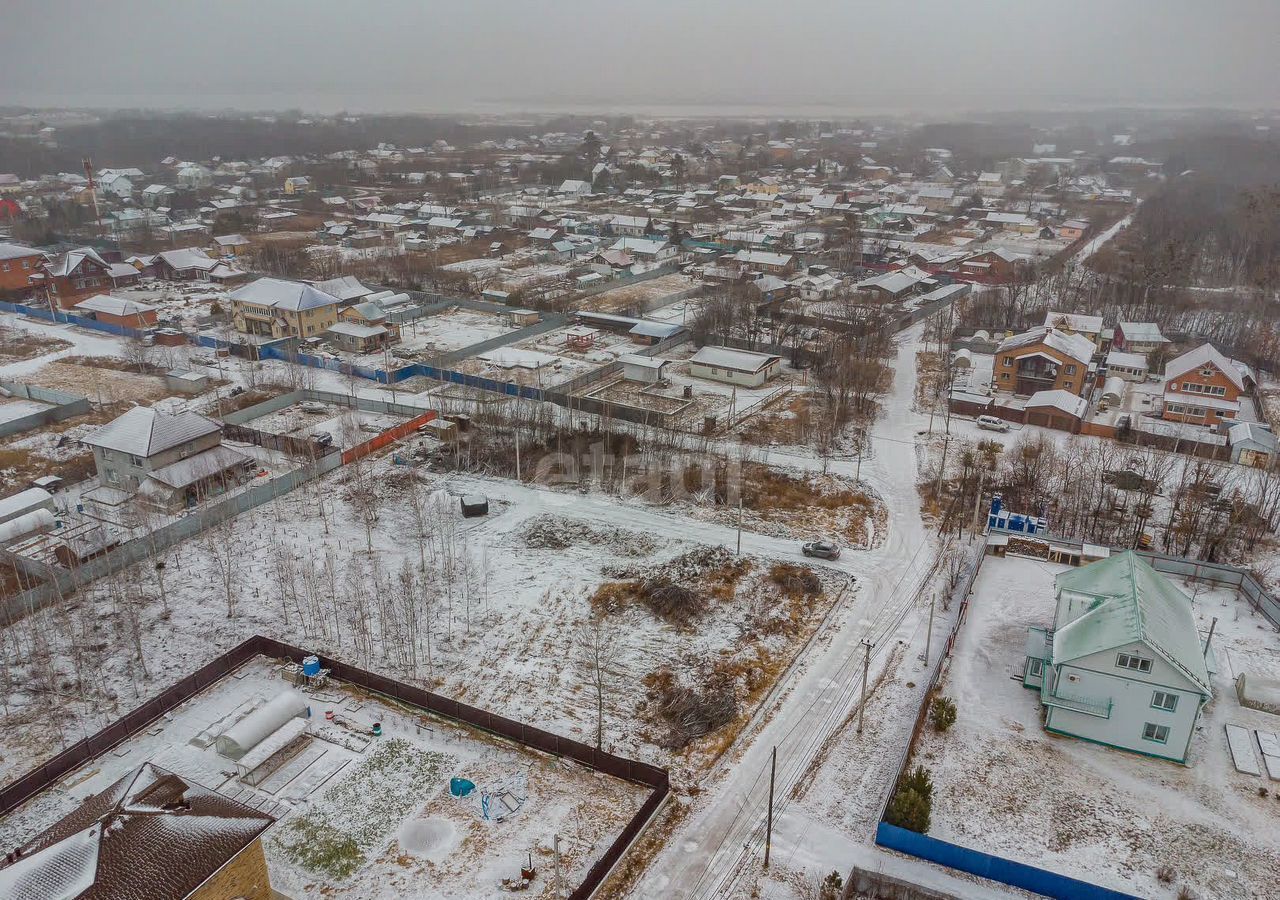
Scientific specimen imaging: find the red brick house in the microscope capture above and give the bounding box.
[74,293,159,328]
[0,241,45,295]
[1162,343,1244,426]
[33,247,113,310]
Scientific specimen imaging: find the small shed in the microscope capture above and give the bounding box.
[619,354,670,384]
[508,308,540,327]
[460,495,489,518]
[164,369,211,395]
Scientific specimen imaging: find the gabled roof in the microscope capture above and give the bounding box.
[230,277,339,312]
[1165,343,1244,391]
[82,407,220,457]
[690,345,781,374]
[312,275,373,302]
[1025,389,1087,419]
[1043,311,1103,334]
[1116,321,1166,344]
[155,248,218,272]
[0,241,43,262]
[997,326,1094,366]
[0,762,273,900]
[45,248,110,278]
[1053,551,1211,695]
[73,294,156,317]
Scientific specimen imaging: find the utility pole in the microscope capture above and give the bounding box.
[515,424,522,482]
[552,834,562,898]
[858,639,874,734]
[855,426,865,483]
[1203,616,1218,662]
[764,745,777,869]
[971,470,986,541]
[735,493,743,555]
[923,591,935,666]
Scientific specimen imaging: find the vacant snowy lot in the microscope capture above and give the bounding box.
[914,553,1280,900]
[0,454,857,795]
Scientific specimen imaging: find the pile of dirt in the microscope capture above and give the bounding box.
[521,514,658,557]
[594,546,751,626]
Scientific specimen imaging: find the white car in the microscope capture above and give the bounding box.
[976,415,1010,432]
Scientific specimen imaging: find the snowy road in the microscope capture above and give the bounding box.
[626,321,942,899]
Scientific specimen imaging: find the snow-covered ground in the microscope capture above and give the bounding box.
[914,553,1280,900]
[0,656,647,900]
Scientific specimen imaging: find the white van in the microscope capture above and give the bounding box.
[976,415,1010,432]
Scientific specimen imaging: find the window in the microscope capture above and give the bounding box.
[1,262,9,271]
[1001,373,1010,381]
[1117,652,1152,673]
[1003,357,1012,367]
[1167,403,1183,414]
[1064,381,1073,390]
[1026,658,1043,677]
[1142,722,1170,743]
[1065,364,1076,375]
[129,455,143,467]
[22,259,30,269]
[1151,691,1178,712]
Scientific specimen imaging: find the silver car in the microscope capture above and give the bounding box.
[802,540,841,560]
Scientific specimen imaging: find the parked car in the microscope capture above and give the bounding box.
[300,401,327,414]
[976,415,1010,432]
[801,540,841,560]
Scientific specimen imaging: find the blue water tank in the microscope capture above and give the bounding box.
[990,494,1003,517]
[302,655,321,677]
[1009,514,1026,532]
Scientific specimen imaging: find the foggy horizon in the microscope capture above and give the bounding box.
[4,0,1278,118]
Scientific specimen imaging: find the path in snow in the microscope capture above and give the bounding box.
[630,320,943,899]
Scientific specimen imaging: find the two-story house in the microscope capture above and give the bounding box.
[229,277,340,340]
[81,407,250,515]
[994,326,1095,397]
[33,247,114,310]
[1114,321,1169,355]
[1043,311,1105,348]
[1023,551,1213,764]
[0,242,45,296]
[1162,343,1244,427]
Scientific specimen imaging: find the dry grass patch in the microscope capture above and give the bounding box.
[0,325,72,363]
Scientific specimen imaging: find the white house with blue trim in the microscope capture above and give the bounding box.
[1023,552,1213,764]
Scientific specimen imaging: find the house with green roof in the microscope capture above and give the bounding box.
[1023,551,1213,763]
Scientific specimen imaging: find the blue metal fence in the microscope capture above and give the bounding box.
[876,823,1143,900]
[0,300,143,339]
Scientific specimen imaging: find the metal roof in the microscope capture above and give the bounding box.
[230,277,339,312]
[1052,551,1211,695]
[82,407,220,458]
[0,763,273,900]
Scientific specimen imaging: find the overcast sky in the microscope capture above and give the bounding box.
[4,0,1277,115]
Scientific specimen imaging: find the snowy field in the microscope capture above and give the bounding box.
[914,553,1280,900]
[0,656,646,899]
[385,308,518,360]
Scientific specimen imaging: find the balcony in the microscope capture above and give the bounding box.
[1040,669,1112,718]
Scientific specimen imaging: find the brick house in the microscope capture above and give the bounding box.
[994,326,1095,396]
[32,247,113,310]
[73,293,159,328]
[0,762,274,900]
[1162,343,1244,426]
[0,241,45,295]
